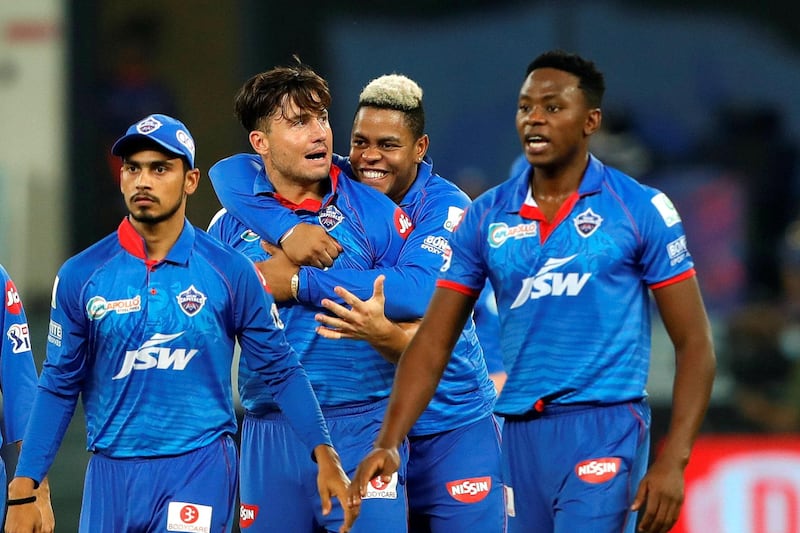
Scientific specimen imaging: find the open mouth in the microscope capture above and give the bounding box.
[359,169,388,180]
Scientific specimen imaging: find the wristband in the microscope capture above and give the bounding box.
[290,273,300,301]
[7,495,36,506]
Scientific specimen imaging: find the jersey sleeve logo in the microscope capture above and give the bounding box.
[177,285,207,316]
[651,192,682,227]
[7,323,30,354]
[5,280,22,315]
[444,206,465,232]
[394,208,414,238]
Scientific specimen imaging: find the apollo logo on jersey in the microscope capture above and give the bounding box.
[112,332,199,379]
[5,280,22,315]
[394,208,414,238]
[510,255,591,308]
[239,504,259,529]
[446,477,492,503]
[86,295,142,320]
[487,222,537,248]
[166,501,212,532]
[575,457,622,484]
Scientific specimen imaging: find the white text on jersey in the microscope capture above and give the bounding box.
[510,255,591,309]
[113,332,199,379]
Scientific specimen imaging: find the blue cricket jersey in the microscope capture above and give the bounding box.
[209,154,496,435]
[440,155,696,415]
[0,265,38,447]
[16,218,330,483]
[208,156,410,411]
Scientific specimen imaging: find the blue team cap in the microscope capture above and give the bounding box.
[112,114,196,168]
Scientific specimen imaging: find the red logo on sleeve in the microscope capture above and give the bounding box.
[5,280,22,315]
[394,208,414,238]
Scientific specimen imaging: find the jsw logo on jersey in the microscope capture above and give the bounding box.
[113,332,199,379]
[510,255,591,309]
[446,477,492,503]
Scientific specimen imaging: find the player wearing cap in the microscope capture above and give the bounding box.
[5,114,352,533]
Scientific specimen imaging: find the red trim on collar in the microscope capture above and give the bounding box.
[116,218,159,268]
[270,166,340,212]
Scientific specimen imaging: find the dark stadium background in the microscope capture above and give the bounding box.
[2,1,799,531]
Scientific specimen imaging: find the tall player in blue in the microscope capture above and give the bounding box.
[207,60,412,532]
[0,265,54,532]
[349,50,717,533]
[211,73,504,532]
[5,114,353,533]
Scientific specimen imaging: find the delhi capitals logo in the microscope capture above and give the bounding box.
[177,285,206,317]
[318,205,345,231]
[136,116,162,134]
[573,208,603,238]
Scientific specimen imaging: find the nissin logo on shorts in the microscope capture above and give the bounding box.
[575,458,621,484]
[239,504,258,529]
[446,477,492,503]
[113,332,199,379]
[510,255,591,309]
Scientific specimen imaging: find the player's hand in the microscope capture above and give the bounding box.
[315,275,391,341]
[630,455,685,533]
[313,444,359,533]
[347,447,401,508]
[5,477,42,533]
[34,477,54,533]
[281,223,342,268]
[257,243,299,302]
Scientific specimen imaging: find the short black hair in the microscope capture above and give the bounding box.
[118,138,190,173]
[526,50,605,108]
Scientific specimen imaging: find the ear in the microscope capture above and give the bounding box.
[184,168,201,196]
[584,108,602,137]
[415,134,430,163]
[249,130,269,155]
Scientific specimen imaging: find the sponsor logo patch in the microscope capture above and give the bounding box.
[667,235,689,266]
[573,208,603,237]
[651,193,681,227]
[443,206,465,232]
[421,235,449,256]
[166,501,212,532]
[394,208,414,238]
[364,472,399,500]
[446,476,492,503]
[319,205,345,231]
[575,457,622,484]
[177,285,207,317]
[47,320,62,347]
[487,222,537,248]
[5,280,22,315]
[113,332,199,380]
[7,323,30,353]
[87,295,142,321]
[510,255,591,308]
[239,504,259,529]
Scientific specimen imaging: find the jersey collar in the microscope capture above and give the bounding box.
[117,217,195,266]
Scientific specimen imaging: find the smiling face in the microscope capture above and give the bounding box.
[250,94,333,189]
[515,67,601,173]
[119,149,199,225]
[349,107,428,204]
